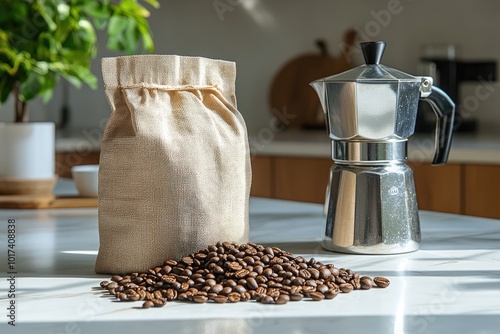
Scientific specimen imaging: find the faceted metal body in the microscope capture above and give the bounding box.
[310,65,424,141]
[322,162,421,254]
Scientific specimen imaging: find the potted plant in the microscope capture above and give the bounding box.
[0,0,158,195]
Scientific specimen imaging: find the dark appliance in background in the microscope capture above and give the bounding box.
[417,55,497,133]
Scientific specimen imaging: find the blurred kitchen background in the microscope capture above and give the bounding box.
[2,0,499,217]
[2,0,500,134]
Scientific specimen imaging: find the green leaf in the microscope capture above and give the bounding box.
[0,0,159,115]
[123,17,138,55]
[107,15,128,36]
[35,0,58,31]
[56,2,70,20]
[143,0,160,9]
[19,71,45,101]
[82,0,111,20]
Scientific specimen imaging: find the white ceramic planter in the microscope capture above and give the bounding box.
[0,122,55,179]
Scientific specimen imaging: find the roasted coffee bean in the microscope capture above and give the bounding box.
[261,255,270,264]
[292,277,305,286]
[118,292,129,301]
[309,292,325,301]
[339,283,354,293]
[101,242,389,307]
[308,268,320,280]
[276,294,290,304]
[138,290,147,300]
[330,267,340,277]
[233,285,247,293]
[272,264,283,272]
[240,292,251,302]
[261,295,275,304]
[152,298,166,307]
[213,266,224,275]
[220,287,233,296]
[299,269,311,279]
[319,268,332,279]
[360,276,373,290]
[235,269,250,278]
[301,285,315,293]
[324,288,339,299]
[213,295,228,303]
[263,268,273,277]
[161,265,172,275]
[373,277,390,288]
[111,275,123,282]
[120,278,132,284]
[350,279,361,290]
[225,279,237,287]
[246,277,259,290]
[153,290,162,300]
[107,282,118,290]
[316,284,329,294]
[254,265,264,275]
[255,286,267,296]
[205,279,216,287]
[209,284,223,294]
[142,300,154,308]
[228,292,241,303]
[179,282,190,292]
[227,262,243,271]
[129,293,140,301]
[177,293,190,301]
[193,295,208,303]
[305,279,317,287]
[255,275,267,285]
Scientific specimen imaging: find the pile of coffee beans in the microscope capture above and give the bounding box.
[98,242,390,308]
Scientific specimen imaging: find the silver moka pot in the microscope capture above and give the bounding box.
[310,41,455,254]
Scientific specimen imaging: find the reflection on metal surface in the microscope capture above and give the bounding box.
[322,163,421,254]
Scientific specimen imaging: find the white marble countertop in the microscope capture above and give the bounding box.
[1,181,500,333]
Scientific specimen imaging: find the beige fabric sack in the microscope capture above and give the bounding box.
[96,55,251,274]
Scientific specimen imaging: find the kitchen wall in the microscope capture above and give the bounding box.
[1,0,499,135]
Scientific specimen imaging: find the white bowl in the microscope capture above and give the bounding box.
[71,165,99,197]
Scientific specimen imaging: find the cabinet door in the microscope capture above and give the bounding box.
[56,152,100,178]
[274,157,332,204]
[464,164,500,219]
[250,156,272,198]
[409,162,462,214]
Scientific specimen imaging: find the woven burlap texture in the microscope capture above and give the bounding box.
[96,55,251,274]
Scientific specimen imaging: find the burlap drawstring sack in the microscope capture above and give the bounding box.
[96,55,251,274]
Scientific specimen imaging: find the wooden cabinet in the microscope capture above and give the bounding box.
[56,151,100,178]
[464,164,500,218]
[251,155,500,219]
[274,157,331,204]
[250,156,331,203]
[250,156,272,198]
[409,163,463,214]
